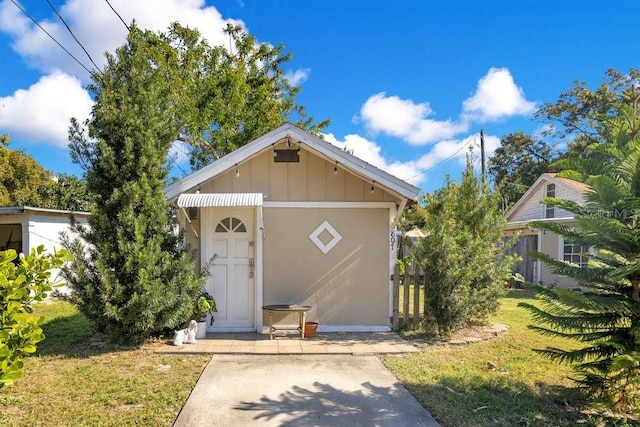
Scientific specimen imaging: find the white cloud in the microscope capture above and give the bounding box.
[462,67,536,121]
[0,0,245,149]
[0,72,93,147]
[322,132,424,185]
[0,0,26,34]
[357,68,533,147]
[285,69,310,86]
[359,92,467,145]
[322,130,501,187]
[396,132,500,184]
[0,0,244,80]
[417,133,500,173]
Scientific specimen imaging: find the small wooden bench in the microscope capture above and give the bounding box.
[262,304,312,340]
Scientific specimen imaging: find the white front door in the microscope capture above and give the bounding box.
[203,208,255,331]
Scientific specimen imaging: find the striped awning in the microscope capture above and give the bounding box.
[176,193,263,208]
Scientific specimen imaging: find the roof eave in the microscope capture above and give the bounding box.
[0,206,90,216]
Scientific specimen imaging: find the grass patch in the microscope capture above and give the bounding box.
[33,300,93,355]
[383,289,638,426]
[398,283,424,318]
[0,299,209,426]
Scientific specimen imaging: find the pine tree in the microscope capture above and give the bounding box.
[520,105,640,408]
[415,158,516,336]
[63,25,205,344]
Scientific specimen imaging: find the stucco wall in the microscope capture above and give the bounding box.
[262,207,390,327]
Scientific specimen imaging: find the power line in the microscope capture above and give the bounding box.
[45,0,99,70]
[104,0,130,32]
[402,135,477,182]
[9,0,92,74]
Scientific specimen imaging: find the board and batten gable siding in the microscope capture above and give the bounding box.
[197,148,401,204]
[509,179,584,222]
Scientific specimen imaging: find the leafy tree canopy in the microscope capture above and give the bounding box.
[69,22,329,174]
[181,24,330,170]
[537,67,639,158]
[0,135,89,211]
[488,131,557,208]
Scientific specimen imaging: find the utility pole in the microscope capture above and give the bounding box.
[480,129,486,184]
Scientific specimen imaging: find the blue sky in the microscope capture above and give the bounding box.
[0,1,638,194]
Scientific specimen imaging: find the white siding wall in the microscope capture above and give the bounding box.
[510,180,584,222]
[27,213,77,253]
[27,211,88,294]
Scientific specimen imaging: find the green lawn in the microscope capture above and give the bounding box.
[2,293,636,426]
[0,301,209,426]
[384,289,637,426]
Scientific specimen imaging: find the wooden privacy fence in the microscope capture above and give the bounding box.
[391,260,424,331]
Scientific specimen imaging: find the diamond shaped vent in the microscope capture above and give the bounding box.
[309,220,342,254]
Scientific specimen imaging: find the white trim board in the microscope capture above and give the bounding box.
[263,201,397,209]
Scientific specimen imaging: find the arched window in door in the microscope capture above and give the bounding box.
[215,217,247,233]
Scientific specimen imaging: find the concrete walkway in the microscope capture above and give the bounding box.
[157,332,419,355]
[173,354,440,426]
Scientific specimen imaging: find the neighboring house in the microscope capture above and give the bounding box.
[401,228,426,257]
[0,206,90,293]
[165,123,420,333]
[504,173,589,289]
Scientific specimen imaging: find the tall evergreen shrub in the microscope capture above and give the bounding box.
[63,26,205,344]
[415,159,516,337]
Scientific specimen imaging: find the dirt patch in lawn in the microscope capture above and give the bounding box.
[402,323,508,347]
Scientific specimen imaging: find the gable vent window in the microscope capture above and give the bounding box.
[545,184,555,218]
[273,149,300,162]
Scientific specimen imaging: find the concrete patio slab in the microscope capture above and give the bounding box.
[157,332,419,355]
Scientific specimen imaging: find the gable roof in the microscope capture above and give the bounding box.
[165,123,421,202]
[545,172,590,193]
[505,173,589,221]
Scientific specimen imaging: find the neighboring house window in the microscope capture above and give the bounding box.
[545,184,555,218]
[562,242,590,268]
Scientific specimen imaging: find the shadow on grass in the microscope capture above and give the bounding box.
[35,303,179,359]
[35,307,143,358]
[36,311,95,356]
[401,375,635,427]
